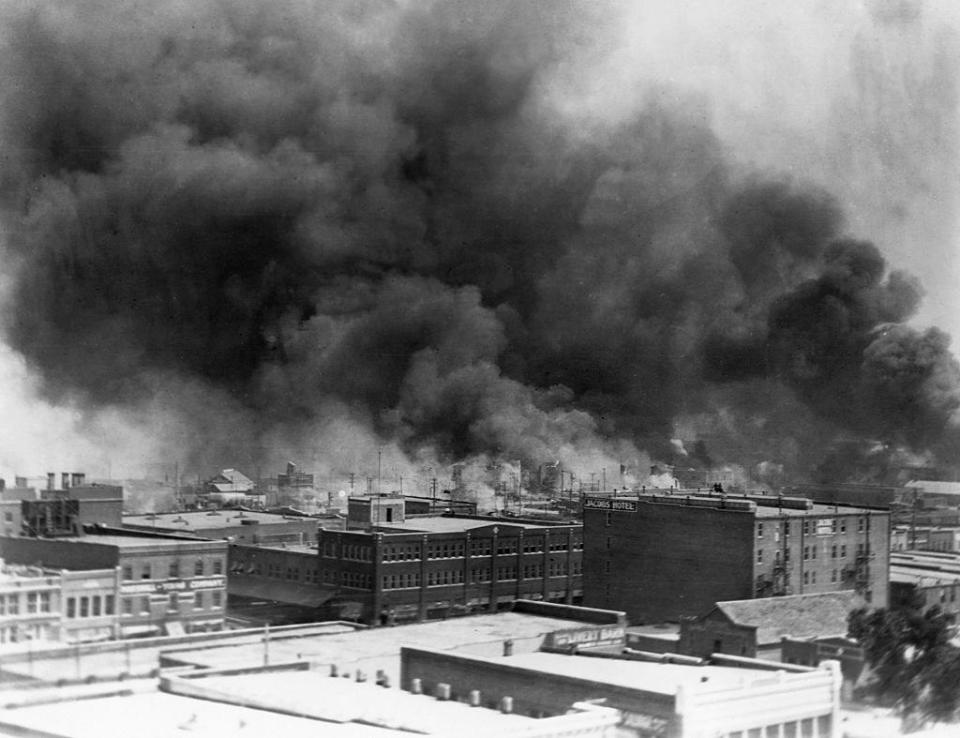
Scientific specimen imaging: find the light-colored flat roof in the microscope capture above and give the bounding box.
[187,670,535,733]
[246,543,318,554]
[626,623,681,641]
[627,493,884,517]
[890,567,960,586]
[32,534,223,549]
[162,610,598,685]
[123,510,318,531]
[489,651,758,695]
[0,690,396,738]
[754,502,881,518]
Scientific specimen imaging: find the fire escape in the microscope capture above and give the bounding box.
[756,522,792,597]
[842,551,874,595]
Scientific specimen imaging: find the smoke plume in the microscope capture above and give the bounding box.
[0,0,958,486]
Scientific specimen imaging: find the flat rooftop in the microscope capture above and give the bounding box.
[246,542,318,554]
[626,492,885,517]
[753,502,882,518]
[890,566,960,586]
[891,551,960,570]
[177,670,536,733]
[0,689,397,738]
[124,510,318,531]
[626,623,681,641]
[161,610,602,684]
[375,515,576,534]
[19,533,222,549]
[476,651,759,696]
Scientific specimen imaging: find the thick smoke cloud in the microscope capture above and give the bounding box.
[0,0,958,485]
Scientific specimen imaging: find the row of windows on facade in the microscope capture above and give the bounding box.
[756,518,870,538]
[122,559,224,581]
[756,542,871,564]
[231,560,321,584]
[0,591,53,616]
[230,555,581,587]
[65,594,114,618]
[381,561,581,590]
[798,569,849,585]
[118,590,223,615]
[0,622,52,644]
[326,538,584,562]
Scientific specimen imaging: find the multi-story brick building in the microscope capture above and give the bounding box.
[228,496,584,625]
[583,492,889,624]
[1,529,228,637]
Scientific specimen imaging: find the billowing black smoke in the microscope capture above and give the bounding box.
[0,0,958,482]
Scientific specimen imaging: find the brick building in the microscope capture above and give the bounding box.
[1,530,227,637]
[1,474,123,539]
[583,493,889,624]
[228,496,584,625]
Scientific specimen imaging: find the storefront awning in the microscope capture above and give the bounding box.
[228,578,336,608]
[120,624,161,638]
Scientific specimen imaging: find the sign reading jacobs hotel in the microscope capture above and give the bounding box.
[583,497,637,512]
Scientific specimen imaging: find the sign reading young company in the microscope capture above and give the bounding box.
[583,497,637,512]
[120,576,225,595]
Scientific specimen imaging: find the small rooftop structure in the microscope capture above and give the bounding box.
[710,591,860,646]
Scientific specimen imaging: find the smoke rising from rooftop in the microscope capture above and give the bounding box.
[0,0,957,484]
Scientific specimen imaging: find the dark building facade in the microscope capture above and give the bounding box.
[325,516,583,625]
[583,493,889,624]
[228,496,584,625]
[1,477,123,539]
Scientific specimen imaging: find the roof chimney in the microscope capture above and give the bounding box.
[71,473,85,487]
[61,472,71,489]
[47,473,55,491]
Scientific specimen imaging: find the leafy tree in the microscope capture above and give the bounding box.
[848,599,960,731]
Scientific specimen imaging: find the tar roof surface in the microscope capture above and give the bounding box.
[629,493,883,517]
[123,510,316,530]
[376,515,574,534]
[47,533,219,548]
